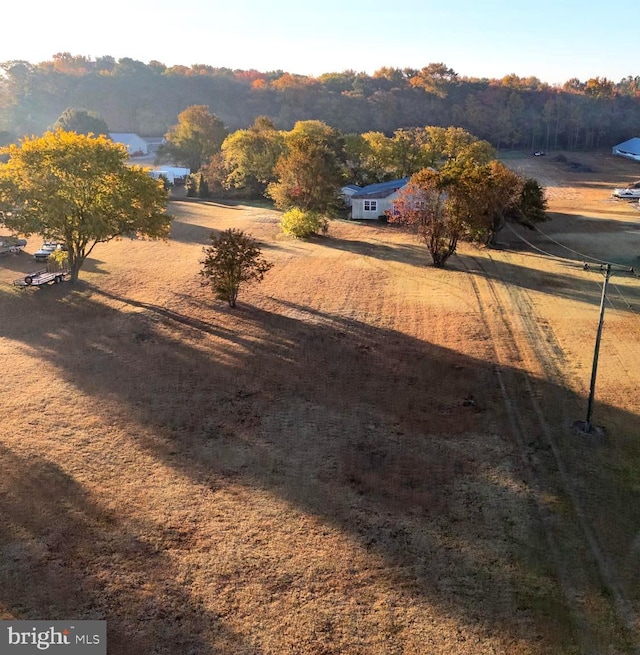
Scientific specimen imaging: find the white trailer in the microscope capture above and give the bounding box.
[148,170,175,184]
[158,166,190,185]
[13,268,69,287]
[612,188,640,199]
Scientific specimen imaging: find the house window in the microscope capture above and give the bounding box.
[364,200,377,212]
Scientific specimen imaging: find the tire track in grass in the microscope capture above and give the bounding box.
[462,258,594,652]
[462,253,639,653]
[481,250,640,652]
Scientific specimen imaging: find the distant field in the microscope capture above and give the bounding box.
[1,151,639,654]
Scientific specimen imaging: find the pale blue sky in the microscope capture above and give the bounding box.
[2,0,637,84]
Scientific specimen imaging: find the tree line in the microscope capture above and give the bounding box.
[0,114,545,285]
[1,55,639,150]
[164,109,546,261]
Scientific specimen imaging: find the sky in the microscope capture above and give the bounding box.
[2,0,637,85]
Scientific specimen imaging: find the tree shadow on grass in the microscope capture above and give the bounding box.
[454,251,624,309]
[169,219,218,245]
[0,445,260,654]
[311,231,430,268]
[1,287,639,651]
[169,217,285,254]
[456,227,640,310]
[0,252,35,276]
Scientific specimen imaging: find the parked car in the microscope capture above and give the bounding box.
[0,237,27,256]
[34,242,66,261]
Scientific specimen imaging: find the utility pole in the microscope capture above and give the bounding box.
[574,262,634,435]
[584,263,611,432]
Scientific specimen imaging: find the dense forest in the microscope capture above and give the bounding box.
[1,54,639,150]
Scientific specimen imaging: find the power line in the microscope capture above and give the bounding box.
[502,223,637,434]
[611,281,634,310]
[531,223,636,272]
[506,224,639,308]
[503,223,578,264]
[610,280,640,326]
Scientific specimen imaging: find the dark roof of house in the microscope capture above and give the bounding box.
[613,137,640,155]
[351,178,409,199]
[341,184,362,192]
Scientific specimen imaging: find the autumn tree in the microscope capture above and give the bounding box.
[0,130,170,282]
[200,229,273,307]
[389,168,462,267]
[221,116,285,194]
[442,159,546,245]
[267,120,345,214]
[157,105,227,172]
[52,107,110,136]
[408,63,458,97]
[391,159,547,263]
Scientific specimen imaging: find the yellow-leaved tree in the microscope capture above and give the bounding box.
[0,129,171,282]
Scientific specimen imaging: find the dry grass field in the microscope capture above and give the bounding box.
[1,151,639,654]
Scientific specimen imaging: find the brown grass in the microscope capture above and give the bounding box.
[1,151,639,653]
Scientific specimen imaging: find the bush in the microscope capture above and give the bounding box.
[195,172,209,198]
[185,174,200,197]
[48,248,69,270]
[200,229,272,307]
[280,208,328,239]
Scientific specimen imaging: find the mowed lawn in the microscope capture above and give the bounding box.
[1,154,639,654]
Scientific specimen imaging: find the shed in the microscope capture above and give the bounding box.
[612,137,640,161]
[109,133,149,156]
[350,178,409,220]
[340,184,362,207]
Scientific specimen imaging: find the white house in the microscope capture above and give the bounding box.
[349,178,409,220]
[109,133,149,156]
[612,137,640,161]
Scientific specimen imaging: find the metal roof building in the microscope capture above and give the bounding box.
[612,137,640,161]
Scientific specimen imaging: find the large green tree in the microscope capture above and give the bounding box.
[0,129,170,282]
[442,159,545,245]
[157,105,227,173]
[52,107,110,136]
[221,116,285,193]
[267,120,345,214]
[344,126,494,184]
[346,131,394,184]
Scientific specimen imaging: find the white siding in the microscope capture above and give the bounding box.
[351,191,401,219]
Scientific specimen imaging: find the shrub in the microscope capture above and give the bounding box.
[200,229,272,307]
[196,172,209,198]
[280,208,328,239]
[48,248,69,270]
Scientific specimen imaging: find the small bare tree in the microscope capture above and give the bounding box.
[200,229,272,307]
